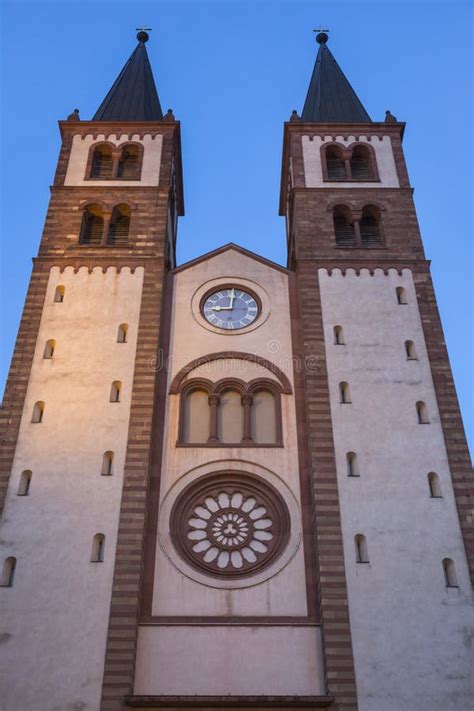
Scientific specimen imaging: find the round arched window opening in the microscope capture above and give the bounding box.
[170,472,290,580]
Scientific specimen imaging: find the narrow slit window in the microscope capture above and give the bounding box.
[428,472,442,498]
[43,339,56,359]
[355,534,369,563]
[54,285,65,303]
[416,401,429,424]
[1,557,16,587]
[350,145,373,180]
[339,382,351,404]
[405,340,417,360]
[101,452,114,476]
[117,324,128,343]
[442,558,458,588]
[347,452,359,477]
[31,401,45,423]
[91,534,105,562]
[79,204,104,245]
[396,286,407,305]
[90,144,113,178]
[17,470,32,496]
[360,205,383,247]
[117,145,141,179]
[334,325,345,345]
[110,381,122,403]
[326,146,346,179]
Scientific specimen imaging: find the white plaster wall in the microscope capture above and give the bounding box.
[135,626,325,695]
[64,133,163,186]
[302,135,399,188]
[0,266,144,711]
[319,268,474,711]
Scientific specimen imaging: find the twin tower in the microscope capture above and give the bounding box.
[1,30,472,711]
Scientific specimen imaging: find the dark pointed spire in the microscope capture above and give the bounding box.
[93,31,163,121]
[302,32,371,123]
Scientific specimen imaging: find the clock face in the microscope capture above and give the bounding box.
[202,287,260,330]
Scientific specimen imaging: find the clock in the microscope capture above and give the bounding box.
[202,287,260,330]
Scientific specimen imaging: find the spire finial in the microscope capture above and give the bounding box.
[313,27,329,44]
[136,27,151,43]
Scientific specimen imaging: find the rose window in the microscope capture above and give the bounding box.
[170,474,290,578]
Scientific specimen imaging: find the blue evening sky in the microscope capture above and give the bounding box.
[1,0,472,452]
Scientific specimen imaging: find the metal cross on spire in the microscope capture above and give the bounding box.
[313,27,329,44]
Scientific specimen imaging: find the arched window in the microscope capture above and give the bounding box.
[405,340,417,360]
[102,451,114,476]
[325,146,346,179]
[43,339,56,359]
[0,557,16,587]
[31,401,45,423]
[79,204,104,245]
[396,286,407,304]
[182,389,211,444]
[334,325,345,345]
[347,452,359,477]
[442,558,458,588]
[350,145,373,179]
[17,470,32,496]
[416,401,429,424]
[110,381,122,403]
[428,472,442,498]
[217,389,243,444]
[339,382,351,404]
[91,534,105,562]
[117,324,128,343]
[117,145,141,179]
[107,204,130,245]
[90,144,113,178]
[54,285,65,303]
[355,534,369,563]
[333,206,355,247]
[250,390,277,444]
[360,205,383,246]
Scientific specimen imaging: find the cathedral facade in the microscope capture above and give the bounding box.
[0,30,473,711]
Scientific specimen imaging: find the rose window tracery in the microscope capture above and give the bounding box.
[170,474,290,578]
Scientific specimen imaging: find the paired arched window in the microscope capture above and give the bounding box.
[333,206,355,247]
[54,285,65,303]
[428,472,442,498]
[442,558,458,588]
[179,380,282,446]
[110,381,122,403]
[88,142,143,180]
[31,401,45,423]
[1,557,16,587]
[323,143,378,181]
[79,203,131,246]
[339,382,351,404]
[405,340,417,360]
[90,144,113,178]
[355,534,369,563]
[333,325,345,345]
[333,204,383,247]
[107,204,131,246]
[416,401,429,424]
[91,534,105,562]
[43,339,56,359]
[79,203,104,245]
[347,452,359,477]
[102,451,114,476]
[17,470,32,496]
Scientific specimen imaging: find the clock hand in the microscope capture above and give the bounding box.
[211,306,233,311]
[229,288,235,308]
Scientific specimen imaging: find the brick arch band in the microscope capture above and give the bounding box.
[169,351,293,395]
